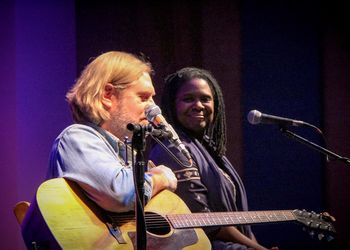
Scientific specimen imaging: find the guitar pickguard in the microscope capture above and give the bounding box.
[106,222,127,244]
[128,228,198,250]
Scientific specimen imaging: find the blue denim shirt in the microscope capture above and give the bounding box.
[47,124,153,212]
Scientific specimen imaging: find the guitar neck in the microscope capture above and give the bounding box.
[167,210,295,229]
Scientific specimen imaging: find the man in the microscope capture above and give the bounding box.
[48,51,177,212]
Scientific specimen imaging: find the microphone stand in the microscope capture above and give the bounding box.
[279,127,350,166]
[128,123,152,250]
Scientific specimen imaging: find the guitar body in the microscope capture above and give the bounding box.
[21,178,335,249]
[21,178,211,250]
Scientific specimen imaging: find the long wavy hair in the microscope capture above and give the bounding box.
[66,51,152,124]
[161,67,227,157]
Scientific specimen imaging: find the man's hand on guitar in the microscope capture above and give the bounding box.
[148,162,177,195]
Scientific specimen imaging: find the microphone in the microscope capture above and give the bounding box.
[127,123,172,139]
[145,104,192,162]
[247,110,305,127]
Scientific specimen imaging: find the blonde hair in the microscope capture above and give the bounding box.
[66,51,152,124]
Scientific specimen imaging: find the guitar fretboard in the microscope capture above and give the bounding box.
[167,210,295,229]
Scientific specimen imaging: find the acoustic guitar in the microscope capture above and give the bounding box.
[21,178,335,249]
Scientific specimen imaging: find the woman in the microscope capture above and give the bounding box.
[149,67,275,250]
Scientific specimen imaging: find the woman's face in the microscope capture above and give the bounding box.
[175,78,214,137]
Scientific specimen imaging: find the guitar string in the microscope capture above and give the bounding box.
[106,211,334,234]
[107,210,296,228]
[109,211,295,220]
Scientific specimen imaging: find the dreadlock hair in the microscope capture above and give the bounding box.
[161,67,227,157]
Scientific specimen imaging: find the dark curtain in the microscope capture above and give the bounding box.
[74,1,349,249]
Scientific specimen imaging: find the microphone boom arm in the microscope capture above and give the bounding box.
[280,127,350,166]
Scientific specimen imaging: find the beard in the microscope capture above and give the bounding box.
[108,106,133,140]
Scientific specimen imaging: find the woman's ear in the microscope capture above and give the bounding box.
[101,84,114,109]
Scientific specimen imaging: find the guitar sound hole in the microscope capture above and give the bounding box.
[145,212,171,235]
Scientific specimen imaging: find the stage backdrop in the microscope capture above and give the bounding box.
[1,0,349,249]
[1,0,76,249]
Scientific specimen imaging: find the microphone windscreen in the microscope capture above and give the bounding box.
[247,110,262,125]
[145,104,161,122]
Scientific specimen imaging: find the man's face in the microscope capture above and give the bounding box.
[108,72,155,139]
